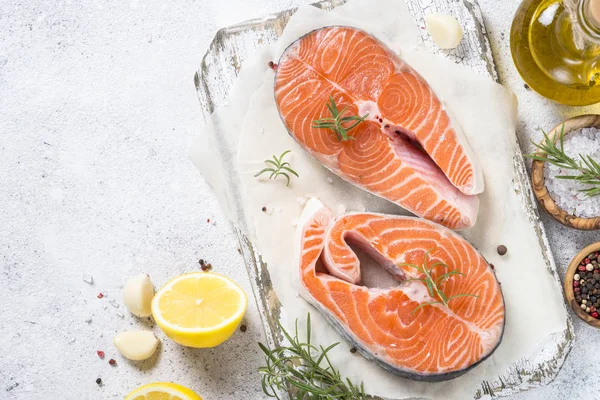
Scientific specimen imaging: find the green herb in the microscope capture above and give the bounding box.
[400,249,479,314]
[254,150,299,186]
[525,124,600,197]
[258,314,367,399]
[312,96,369,142]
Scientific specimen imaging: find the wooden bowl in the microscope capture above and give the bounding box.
[531,114,600,230]
[564,242,600,328]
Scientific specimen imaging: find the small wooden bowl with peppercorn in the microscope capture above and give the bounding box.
[530,114,600,230]
[565,242,600,328]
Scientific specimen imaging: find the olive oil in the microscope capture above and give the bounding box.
[511,0,600,105]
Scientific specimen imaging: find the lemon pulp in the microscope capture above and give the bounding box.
[124,382,202,400]
[152,272,247,348]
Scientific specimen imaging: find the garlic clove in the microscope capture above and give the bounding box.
[113,331,159,361]
[425,13,463,50]
[123,273,154,317]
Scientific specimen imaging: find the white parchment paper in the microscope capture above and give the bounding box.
[190,1,568,398]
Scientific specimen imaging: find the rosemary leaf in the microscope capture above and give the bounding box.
[280,166,300,177]
[258,314,367,399]
[435,270,464,285]
[400,249,478,313]
[525,125,600,197]
[313,96,368,142]
[411,301,444,314]
[447,293,480,302]
[255,150,299,186]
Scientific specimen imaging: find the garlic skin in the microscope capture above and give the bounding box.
[123,273,154,317]
[425,13,463,49]
[113,331,159,361]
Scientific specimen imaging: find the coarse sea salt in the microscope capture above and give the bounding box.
[544,127,600,218]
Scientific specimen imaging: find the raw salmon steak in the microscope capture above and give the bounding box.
[296,198,504,381]
[275,26,483,230]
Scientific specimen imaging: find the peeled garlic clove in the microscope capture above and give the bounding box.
[113,331,159,361]
[425,13,463,49]
[123,273,154,317]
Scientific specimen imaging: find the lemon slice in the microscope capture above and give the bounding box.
[152,272,247,348]
[125,382,201,400]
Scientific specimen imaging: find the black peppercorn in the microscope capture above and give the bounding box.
[497,245,507,256]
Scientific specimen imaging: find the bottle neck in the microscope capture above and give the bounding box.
[578,0,600,41]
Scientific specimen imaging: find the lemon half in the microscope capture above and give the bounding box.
[151,272,247,348]
[124,382,201,400]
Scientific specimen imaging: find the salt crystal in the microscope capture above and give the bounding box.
[116,312,125,319]
[69,337,76,343]
[109,299,120,308]
[544,127,600,218]
[82,274,93,284]
[85,317,92,323]
[326,177,333,184]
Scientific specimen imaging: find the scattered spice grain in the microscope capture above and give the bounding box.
[497,245,507,256]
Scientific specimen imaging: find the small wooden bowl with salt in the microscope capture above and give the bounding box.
[564,242,600,329]
[531,114,600,230]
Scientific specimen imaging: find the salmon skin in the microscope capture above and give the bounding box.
[275,26,484,230]
[296,198,504,381]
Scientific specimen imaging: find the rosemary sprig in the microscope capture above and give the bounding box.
[254,150,299,186]
[312,96,369,142]
[525,124,600,197]
[258,314,367,400]
[400,249,479,314]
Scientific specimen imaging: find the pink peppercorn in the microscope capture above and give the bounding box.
[579,265,587,272]
[590,306,596,313]
[97,350,105,359]
[575,287,581,293]
[585,258,591,264]
[109,359,116,366]
[574,281,580,288]
[593,312,599,319]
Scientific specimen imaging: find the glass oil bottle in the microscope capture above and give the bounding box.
[511,0,600,105]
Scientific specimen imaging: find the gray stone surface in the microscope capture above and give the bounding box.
[0,0,597,399]
[479,1,600,399]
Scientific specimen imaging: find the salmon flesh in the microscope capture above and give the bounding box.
[296,198,505,381]
[275,27,483,230]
